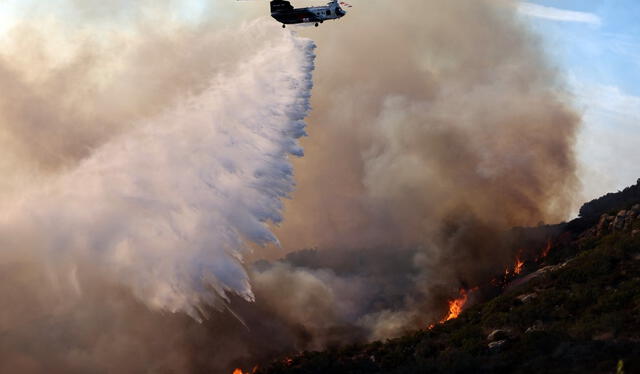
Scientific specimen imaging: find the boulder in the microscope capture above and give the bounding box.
[505,260,573,292]
[525,320,544,333]
[488,340,507,350]
[593,331,614,341]
[597,214,614,236]
[613,211,628,231]
[516,293,537,304]
[487,329,510,342]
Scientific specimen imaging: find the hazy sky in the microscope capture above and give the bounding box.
[518,0,640,201]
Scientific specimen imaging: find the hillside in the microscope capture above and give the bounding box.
[253,180,640,374]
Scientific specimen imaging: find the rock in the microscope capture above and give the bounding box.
[525,326,542,333]
[552,342,572,358]
[525,320,544,333]
[597,214,614,236]
[624,211,636,231]
[613,211,628,231]
[488,340,507,350]
[487,329,510,342]
[516,293,537,304]
[593,331,614,341]
[505,260,573,292]
[632,204,640,213]
[633,230,640,238]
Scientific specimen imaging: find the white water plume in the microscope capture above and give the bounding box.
[1,27,316,320]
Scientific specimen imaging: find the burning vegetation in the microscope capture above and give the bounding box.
[505,256,524,277]
[431,239,555,329]
[440,287,478,323]
[233,367,259,374]
[252,187,640,373]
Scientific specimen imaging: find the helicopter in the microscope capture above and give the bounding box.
[270,0,348,28]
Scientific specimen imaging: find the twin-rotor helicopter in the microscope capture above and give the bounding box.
[240,0,352,28]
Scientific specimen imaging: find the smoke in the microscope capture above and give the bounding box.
[3,27,315,319]
[0,1,321,371]
[262,0,580,345]
[0,0,582,372]
[277,0,579,250]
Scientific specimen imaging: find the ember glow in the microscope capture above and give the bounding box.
[233,368,256,374]
[542,239,553,259]
[440,288,478,323]
[505,256,525,277]
[536,239,554,262]
[514,257,525,275]
[233,365,261,374]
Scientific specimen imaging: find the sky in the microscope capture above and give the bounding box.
[0,0,637,206]
[517,0,640,202]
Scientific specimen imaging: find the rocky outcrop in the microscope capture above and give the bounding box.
[525,320,544,333]
[516,292,537,304]
[579,178,640,221]
[487,329,511,351]
[593,204,640,237]
[487,329,510,342]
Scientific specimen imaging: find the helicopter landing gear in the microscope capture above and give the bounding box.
[282,24,286,28]
[315,22,319,27]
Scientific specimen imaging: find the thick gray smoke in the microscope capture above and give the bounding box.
[258,0,580,347]
[277,0,579,251]
[0,0,582,372]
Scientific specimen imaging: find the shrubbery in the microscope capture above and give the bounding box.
[256,228,640,374]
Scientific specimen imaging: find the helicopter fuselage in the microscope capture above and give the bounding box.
[270,0,346,26]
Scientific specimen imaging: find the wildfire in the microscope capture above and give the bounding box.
[533,239,553,262]
[514,257,524,274]
[541,239,552,259]
[233,368,258,374]
[440,287,477,323]
[503,254,525,279]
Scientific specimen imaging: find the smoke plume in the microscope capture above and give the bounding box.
[277,0,579,250]
[0,0,581,372]
[262,0,580,348]
[0,1,319,370]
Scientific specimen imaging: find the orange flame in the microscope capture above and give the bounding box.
[504,255,525,279]
[513,257,524,275]
[541,239,552,258]
[234,365,260,374]
[440,287,477,323]
[534,239,553,262]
